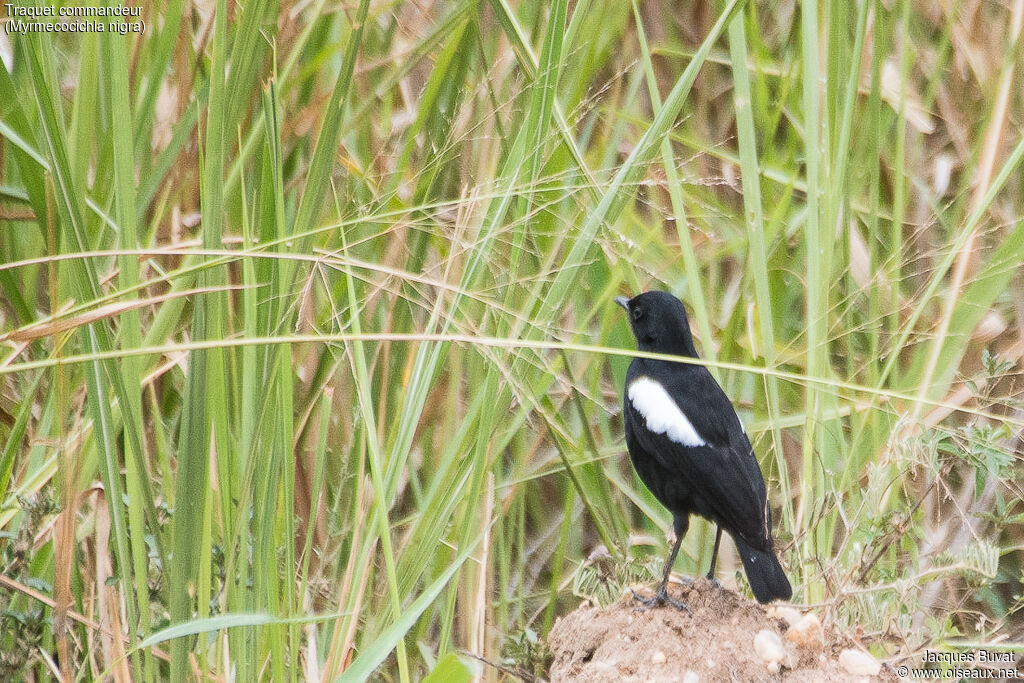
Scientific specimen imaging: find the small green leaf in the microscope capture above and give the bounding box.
[137,613,274,650]
[422,653,476,683]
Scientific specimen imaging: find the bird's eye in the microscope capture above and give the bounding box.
[631,306,643,321]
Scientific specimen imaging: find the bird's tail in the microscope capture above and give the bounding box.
[734,536,792,604]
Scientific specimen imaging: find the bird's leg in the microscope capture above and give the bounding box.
[705,526,723,588]
[632,530,691,613]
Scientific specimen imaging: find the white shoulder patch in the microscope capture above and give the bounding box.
[627,376,706,447]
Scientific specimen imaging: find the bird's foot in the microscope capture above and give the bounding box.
[630,586,692,614]
[704,575,722,589]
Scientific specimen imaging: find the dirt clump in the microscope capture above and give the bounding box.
[546,578,896,682]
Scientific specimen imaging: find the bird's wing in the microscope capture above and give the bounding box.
[625,367,771,547]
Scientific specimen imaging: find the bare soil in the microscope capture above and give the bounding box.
[546,578,898,682]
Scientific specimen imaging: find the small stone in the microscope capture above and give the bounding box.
[770,605,804,627]
[838,648,881,676]
[786,613,824,648]
[767,661,780,674]
[651,651,667,665]
[683,672,699,683]
[753,629,786,669]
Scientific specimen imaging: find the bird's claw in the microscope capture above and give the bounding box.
[630,587,692,614]
[704,575,722,589]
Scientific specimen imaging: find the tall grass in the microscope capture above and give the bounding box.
[1,0,1023,679]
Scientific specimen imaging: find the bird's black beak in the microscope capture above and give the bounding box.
[614,296,631,312]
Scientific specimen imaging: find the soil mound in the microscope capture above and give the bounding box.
[547,578,897,682]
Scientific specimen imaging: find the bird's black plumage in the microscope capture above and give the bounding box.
[616,291,791,607]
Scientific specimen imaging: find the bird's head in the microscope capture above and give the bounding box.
[615,290,698,357]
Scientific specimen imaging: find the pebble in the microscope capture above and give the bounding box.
[838,648,881,676]
[753,629,786,670]
[786,612,824,648]
[770,605,804,627]
[651,651,667,665]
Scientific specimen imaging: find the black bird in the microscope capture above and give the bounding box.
[616,290,792,608]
